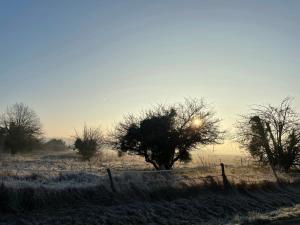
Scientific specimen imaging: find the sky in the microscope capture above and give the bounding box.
[0,1,299,154]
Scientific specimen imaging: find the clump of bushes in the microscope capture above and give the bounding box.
[73,125,104,161]
[43,138,67,151]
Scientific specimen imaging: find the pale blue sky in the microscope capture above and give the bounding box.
[0,1,299,152]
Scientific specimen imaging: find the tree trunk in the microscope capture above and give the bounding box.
[159,165,166,170]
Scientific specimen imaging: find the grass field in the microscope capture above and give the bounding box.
[0,149,299,225]
[0,149,279,188]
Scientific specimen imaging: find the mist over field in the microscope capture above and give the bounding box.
[1,1,300,224]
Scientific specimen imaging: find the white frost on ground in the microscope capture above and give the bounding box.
[0,149,288,189]
[0,150,300,225]
[230,204,300,225]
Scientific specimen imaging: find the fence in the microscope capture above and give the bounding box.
[0,163,299,192]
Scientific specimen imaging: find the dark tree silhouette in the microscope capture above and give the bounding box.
[0,103,42,154]
[236,98,300,172]
[73,125,104,161]
[112,98,223,170]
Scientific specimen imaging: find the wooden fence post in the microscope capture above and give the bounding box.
[220,163,231,189]
[220,163,225,176]
[106,168,116,192]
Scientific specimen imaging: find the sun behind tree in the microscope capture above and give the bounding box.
[112,98,224,170]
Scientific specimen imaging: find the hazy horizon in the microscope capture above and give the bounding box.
[1,1,299,155]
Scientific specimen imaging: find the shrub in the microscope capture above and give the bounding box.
[73,125,104,161]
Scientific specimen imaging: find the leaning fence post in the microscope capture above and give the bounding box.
[220,163,231,189]
[106,168,116,192]
[220,163,225,176]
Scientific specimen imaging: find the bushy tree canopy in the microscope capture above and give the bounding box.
[112,98,223,170]
[236,98,300,172]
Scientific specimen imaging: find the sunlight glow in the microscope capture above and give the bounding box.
[192,118,203,128]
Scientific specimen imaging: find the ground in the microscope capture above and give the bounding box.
[0,149,299,225]
[1,184,300,225]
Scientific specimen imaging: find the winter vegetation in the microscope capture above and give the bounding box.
[2,1,300,223]
[0,98,299,224]
[73,125,105,161]
[236,97,300,172]
[0,103,42,154]
[112,98,223,170]
[0,156,299,225]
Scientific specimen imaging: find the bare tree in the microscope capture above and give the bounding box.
[73,125,104,161]
[236,98,300,172]
[0,103,42,154]
[112,98,223,170]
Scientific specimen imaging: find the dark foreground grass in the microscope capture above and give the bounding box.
[0,180,300,225]
[0,174,299,214]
